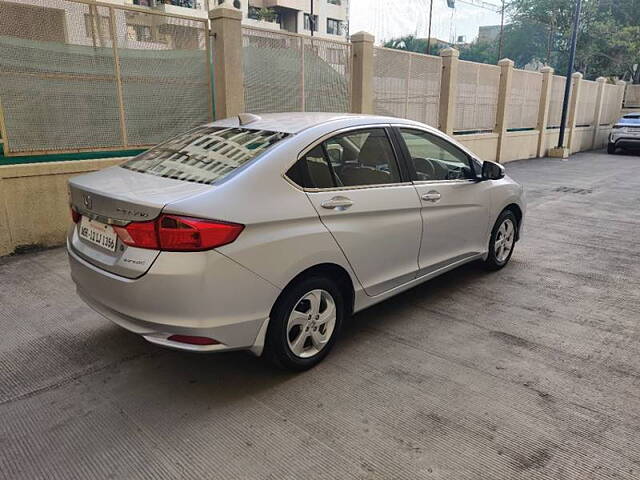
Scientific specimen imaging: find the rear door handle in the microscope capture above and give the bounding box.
[321,196,354,210]
[421,191,441,202]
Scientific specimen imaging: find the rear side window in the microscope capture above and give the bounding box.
[123,126,290,185]
[286,128,402,189]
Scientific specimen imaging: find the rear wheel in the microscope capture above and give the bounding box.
[264,276,344,371]
[607,142,616,154]
[483,210,518,271]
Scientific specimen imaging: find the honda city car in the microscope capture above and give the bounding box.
[67,113,525,370]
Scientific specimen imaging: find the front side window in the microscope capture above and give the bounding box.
[399,129,474,181]
[287,128,402,189]
[123,126,290,185]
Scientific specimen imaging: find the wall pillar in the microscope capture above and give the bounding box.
[438,48,459,135]
[591,76,607,149]
[0,176,12,256]
[535,66,553,157]
[209,5,244,119]
[350,31,375,114]
[615,80,626,120]
[494,58,514,163]
[566,72,582,153]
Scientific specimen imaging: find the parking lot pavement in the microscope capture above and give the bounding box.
[2,150,640,479]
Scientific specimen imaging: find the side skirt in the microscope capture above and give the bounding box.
[353,252,485,314]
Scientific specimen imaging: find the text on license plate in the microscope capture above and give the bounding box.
[79,216,118,252]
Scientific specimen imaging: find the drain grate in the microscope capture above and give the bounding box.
[553,186,593,194]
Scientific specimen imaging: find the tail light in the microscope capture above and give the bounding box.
[113,214,243,252]
[70,207,81,224]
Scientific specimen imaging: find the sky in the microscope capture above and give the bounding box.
[348,0,503,45]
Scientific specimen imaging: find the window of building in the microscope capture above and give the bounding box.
[248,6,280,23]
[326,18,342,35]
[127,24,153,42]
[304,13,318,32]
[83,13,112,40]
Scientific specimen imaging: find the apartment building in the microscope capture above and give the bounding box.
[129,0,349,39]
[0,0,347,53]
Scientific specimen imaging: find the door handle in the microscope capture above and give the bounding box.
[321,196,354,210]
[421,191,441,202]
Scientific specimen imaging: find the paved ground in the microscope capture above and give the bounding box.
[2,150,640,479]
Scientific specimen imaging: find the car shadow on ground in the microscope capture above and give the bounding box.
[614,149,640,157]
[93,260,493,407]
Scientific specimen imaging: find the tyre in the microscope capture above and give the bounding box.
[264,276,344,371]
[484,210,518,271]
[607,142,616,154]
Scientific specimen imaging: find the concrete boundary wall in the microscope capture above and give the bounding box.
[0,158,124,256]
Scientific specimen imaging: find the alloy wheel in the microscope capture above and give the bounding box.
[286,289,336,358]
[494,218,515,263]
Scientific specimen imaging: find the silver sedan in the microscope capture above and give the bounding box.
[67,113,526,370]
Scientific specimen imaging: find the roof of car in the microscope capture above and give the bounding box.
[208,112,419,134]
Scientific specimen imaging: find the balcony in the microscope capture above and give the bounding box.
[132,0,206,19]
[132,0,202,10]
[262,0,308,11]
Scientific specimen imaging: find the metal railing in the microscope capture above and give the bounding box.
[241,25,351,115]
[0,0,212,156]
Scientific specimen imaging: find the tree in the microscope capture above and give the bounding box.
[383,35,445,56]
[384,0,640,82]
[506,0,640,81]
[457,41,497,65]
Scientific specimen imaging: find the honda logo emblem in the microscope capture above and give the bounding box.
[82,194,92,210]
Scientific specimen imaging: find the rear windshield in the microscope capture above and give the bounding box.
[621,115,640,125]
[122,126,290,184]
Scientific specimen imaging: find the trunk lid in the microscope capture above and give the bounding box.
[68,166,211,278]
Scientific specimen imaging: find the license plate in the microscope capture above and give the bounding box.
[79,216,118,252]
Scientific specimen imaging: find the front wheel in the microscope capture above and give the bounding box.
[483,210,518,271]
[607,142,616,154]
[264,276,344,371]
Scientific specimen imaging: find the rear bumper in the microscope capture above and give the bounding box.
[68,242,280,354]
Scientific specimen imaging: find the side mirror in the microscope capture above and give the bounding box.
[481,161,505,181]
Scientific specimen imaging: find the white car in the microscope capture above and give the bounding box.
[67,113,525,370]
[608,112,640,153]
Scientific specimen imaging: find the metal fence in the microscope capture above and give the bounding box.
[372,47,441,127]
[0,0,212,156]
[0,2,627,159]
[507,69,542,130]
[454,60,500,132]
[242,26,351,114]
